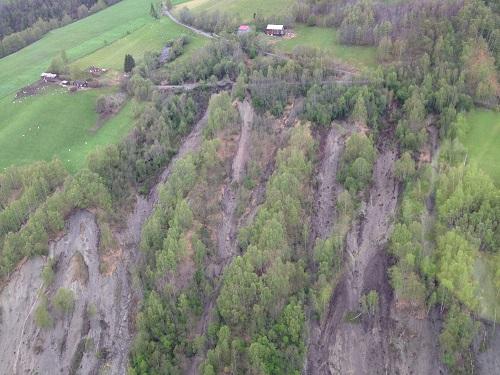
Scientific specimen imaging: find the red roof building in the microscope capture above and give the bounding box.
[238,25,251,34]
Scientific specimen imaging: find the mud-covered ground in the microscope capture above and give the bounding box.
[0,210,133,374]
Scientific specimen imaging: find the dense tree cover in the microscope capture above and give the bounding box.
[296,0,498,144]
[199,124,315,374]
[178,7,241,35]
[0,160,68,277]
[378,2,499,360]
[337,133,376,194]
[436,165,499,253]
[0,168,111,277]
[0,0,118,58]
[129,93,239,374]
[88,91,199,198]
[203,92,239,139]
[0,160,66,242]
[305,82,387,129]
[389,134,499,373]
[163,38,244,85]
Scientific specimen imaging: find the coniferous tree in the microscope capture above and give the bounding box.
[124,54,136,73]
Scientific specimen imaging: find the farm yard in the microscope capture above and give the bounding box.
[460,109,500,185]
[173,0,376,68]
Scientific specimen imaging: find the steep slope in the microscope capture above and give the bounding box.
[307,140,400,374]
[0,104,210,374]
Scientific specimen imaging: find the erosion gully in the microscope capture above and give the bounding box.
[306,127,400,375]
[185,99,301,374]
[305,123,454,375]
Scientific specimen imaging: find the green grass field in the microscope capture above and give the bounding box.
[73,17,205,70]
[474,253,500,322]
[174,0,295,22]
[0,0,206,172]
[0,0,156,100]
[277,25,376,67]
[460,109,500,186]
[0,87,135,172]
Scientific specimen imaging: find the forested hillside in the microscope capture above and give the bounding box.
[0,0,498,374]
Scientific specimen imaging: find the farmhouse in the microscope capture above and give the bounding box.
[40,72,58,82]
[237,25,251,35]
[88,66,107,76]
[73,80,88,88]
[265,24,284,36]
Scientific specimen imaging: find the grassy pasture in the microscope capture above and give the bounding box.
[0,0,153,100]
[0,87,134,172]
[73,17,206,70]
[276,25,377,67]
[460,109,500,185]
[174,0,295,22]
[0,0,206,172]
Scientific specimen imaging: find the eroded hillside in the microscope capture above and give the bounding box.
[0,0,499,374]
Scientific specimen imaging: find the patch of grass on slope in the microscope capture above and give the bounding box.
[73,17,206,70]
[277,25,376,68]
[0,0,152,99]
[474,253,500,322]
[460,109,500,186]
[175,0,295,22]
[0,87,134,172]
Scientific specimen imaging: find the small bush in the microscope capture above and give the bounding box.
[360,290,379,316]
[41,258,56,286]
[35,299,53,328]
[307,15,316,26]
[53,288,75,315]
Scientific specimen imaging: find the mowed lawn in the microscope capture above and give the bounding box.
[73,17,206,70]
[277,25,377,67]
[0,0,152,99]
[174,0,295,22]
[460,109,500,185]
[0,87,134,172]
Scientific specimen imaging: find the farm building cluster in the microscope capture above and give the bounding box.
[15,67,106,99]
[41,72,89,88]
[265,24,285,36]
